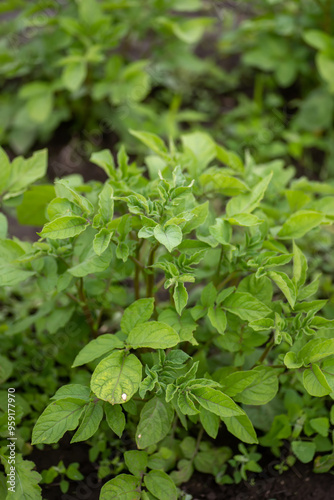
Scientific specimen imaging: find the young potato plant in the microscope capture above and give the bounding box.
[1,130,334,498]
[0,0,215,153]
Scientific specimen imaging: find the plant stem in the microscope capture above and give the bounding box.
[146,243,159,297]
[77,278,97,338]
[254,335,275,367]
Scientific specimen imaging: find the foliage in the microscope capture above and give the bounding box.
[1,128,334,497]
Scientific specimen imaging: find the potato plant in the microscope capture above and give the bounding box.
[1,130,334,498]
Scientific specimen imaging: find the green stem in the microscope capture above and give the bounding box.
[77,278,97,338]
[253,335,275,367]
[146,243,159,297]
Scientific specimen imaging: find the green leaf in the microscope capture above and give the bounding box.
[91,150,115,177]
[124,450,148,477]
[51,384,90,403]
[226,173,272,217]
[234,367,279,405]
[154,224,182,252]
[72,334,124,368]
[39,215,88,239]
[32,400,86,444]
[291,441,316,464]
[0,213,8,238]
[5,149,47,196]
[17,185,55,226]
[130,130,169,158]
[199,407,220,438]
[222,292,271,321]
[0,455,42,500]
[0,264,34,287]
[200,172,248,196]
[104,403,126,437]
[0,147,11,195]
[299,338,334,365]
[62,60,87,92]
[192,387,244,418]
[121,298,155,334]
[127,321,180,349]
[227,213,262,226]
[303,365,331,397]
[136,397,174,449]
[93,228,113,255]
[267,271,296,308]
[310,417,329,437]
[182,202,209,233]
[209,218,232,245]
[100,475,140,500]
[68,246,113,277]
[223,414,258,444]
[293,241,308,288]
[182,131,216,173]
[71,401,103,443]
[91,351,142,405]
[0,355,13,383]
[278,211,324,239]
[174,282,188,315]
[98,183,114,222]
[144,470,177,500]
[201,282,217,307]
[208,306,227,334]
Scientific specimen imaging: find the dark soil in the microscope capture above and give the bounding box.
[30,438,334,500]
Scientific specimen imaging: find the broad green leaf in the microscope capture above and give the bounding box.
[200,171,248,196]
[71,401,103,443]
[216,143,244,172]
[226,173,272,217]
[17,185,56,226]
[222,292,271,321]
[104,403,126,437]
[309,417,329,437]
[127,321,180,349]
[293,242,307,288]
[5,149,47,196]
[209,218,232,245]
[0,147,10,194]
[72,335,124,367]
[182,202,209,233]
[278,211,324,239]
[130,130,168,158]
[55,179,93,215]
[181,131,216,172]
[0,213,8,238]
[0,264,34,286]
[199,407,220,439]
[208,306,227,334]
[234,367,279,405]
[98,183,114,222]
[136,397,174,449]
[299,338,334,365]
[144,470,177,500]
[222,371,259,398]
[121,298,155,334]
[0,454,42,500]
[201,282,217,307]
[291,441,316,463]
[62,60,87,92]
[227,213,262,226]
[91,351,142,405]
[91,150,115,177]
[238,274,273,305]
[32,400,86,444]
[154,224,182,252]
[192,387,244,418]
[93,228,113,255]
[124,450,148,477]
[267,271,296,308]
[223,414,258,444]
[0,355,13,384]
[303,365,331,397]
[100,475,140,500]
[39,215,88,239]
[51,384,90,403]
[174,282,188,315]
[68,246,113,277]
